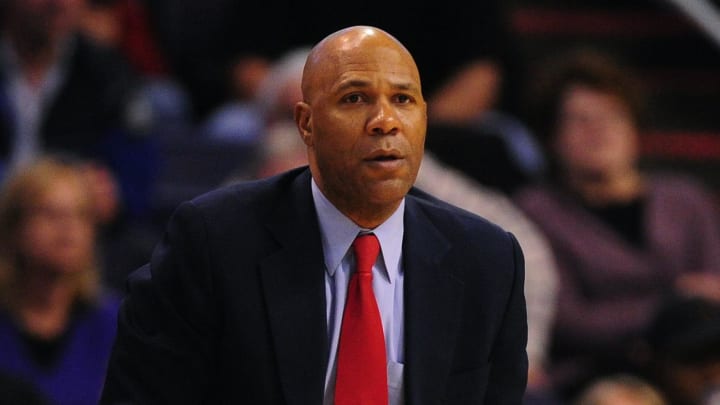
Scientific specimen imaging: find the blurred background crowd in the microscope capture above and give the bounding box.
[0,0,719,404]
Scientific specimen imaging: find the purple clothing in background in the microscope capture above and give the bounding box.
[0,294,120,405]
[515,173,720,393]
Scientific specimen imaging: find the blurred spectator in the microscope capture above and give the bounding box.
[80,0,167,75]
[199,55,266,142]
[218,46,312,181]
[201,47,312,144]
[0,155,120,405]
[79,0,193,134]
[0,0,160,220]
[143,0,293,121]
[254,47,310,129]
[514,48,720,401]
[575,374,667,405]
[643,295,720,405]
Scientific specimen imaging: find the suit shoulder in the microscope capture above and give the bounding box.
[408,187,510,238]
[176,167,307,222]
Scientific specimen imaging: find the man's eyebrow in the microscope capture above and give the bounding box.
[391,82,418,92]
[334,79,371,93]
[333,79,419,93]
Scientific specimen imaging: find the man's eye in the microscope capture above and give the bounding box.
[344,94,363,103]
[395,94,411,103]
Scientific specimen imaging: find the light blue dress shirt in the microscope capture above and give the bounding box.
[311,179,406,405]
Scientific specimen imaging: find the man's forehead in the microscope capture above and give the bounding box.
[302,27,419,98]
[315,46,418,79]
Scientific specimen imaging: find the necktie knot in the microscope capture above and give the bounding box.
[353,233,380,275]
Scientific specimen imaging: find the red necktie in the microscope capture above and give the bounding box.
[334,233,388,405]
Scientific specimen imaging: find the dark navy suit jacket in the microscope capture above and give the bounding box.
[101,167,528,404]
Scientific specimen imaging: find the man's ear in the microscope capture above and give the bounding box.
[294,101,313,146]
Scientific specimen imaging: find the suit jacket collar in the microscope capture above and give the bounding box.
[259,168,464,405]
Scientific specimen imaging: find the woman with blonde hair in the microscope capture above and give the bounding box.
[0,155,120,405]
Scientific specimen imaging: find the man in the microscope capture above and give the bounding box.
[101,26,527,404]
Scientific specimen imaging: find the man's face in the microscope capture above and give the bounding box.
[297,29,427,225]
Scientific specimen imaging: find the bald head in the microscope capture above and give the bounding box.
[301,26,421,103]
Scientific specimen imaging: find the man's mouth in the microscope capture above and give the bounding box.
[371,155,399,161]
[364,150,404,171]
[366,150,402,162]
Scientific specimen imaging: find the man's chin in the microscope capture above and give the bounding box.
[366,180,412,204]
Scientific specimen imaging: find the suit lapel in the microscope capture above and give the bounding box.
[403,197,465,405]
[259,169,328,405]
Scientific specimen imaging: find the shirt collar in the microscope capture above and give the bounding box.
[311,178,404,283]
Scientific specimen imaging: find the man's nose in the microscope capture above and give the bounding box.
[368,99,400,135]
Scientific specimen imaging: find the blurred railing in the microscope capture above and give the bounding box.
[664,0,720,49]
